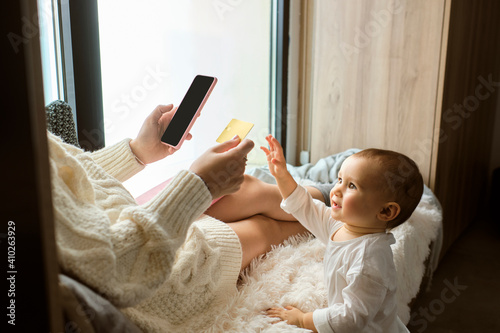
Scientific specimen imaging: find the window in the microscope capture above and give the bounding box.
[37,0,289,198]
[98,0,276,196]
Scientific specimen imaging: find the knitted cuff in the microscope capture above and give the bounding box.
[193,216,242,294]
[144,170,213,236]
[91,138,145,182]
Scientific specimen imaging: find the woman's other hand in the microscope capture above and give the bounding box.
[189,136,255,199]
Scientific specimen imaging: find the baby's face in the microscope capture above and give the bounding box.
[330,156,388,228]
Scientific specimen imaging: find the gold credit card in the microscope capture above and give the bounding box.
[216,118,254,143]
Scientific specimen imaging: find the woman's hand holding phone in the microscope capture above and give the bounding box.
[130,104,191,165]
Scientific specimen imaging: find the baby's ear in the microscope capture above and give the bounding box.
[378,202,400,222]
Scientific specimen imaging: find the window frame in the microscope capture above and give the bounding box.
[271,0,290,157]
[60,0,105,151]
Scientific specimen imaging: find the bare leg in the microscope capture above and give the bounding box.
[206,175,325,222]
[228,215,310,270]
[207,176,325,270]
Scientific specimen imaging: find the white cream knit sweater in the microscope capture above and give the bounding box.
[48,133,242,332]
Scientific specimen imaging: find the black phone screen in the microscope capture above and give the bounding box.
[161,75,216,146]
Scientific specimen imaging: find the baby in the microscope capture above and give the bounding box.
[262,135,422,332]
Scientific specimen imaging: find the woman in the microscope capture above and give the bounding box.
[50,104,320,332]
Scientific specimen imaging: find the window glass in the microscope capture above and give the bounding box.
[38,0,61,104]
[98,0,272,196]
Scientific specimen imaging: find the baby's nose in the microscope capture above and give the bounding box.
[331,186,342,198]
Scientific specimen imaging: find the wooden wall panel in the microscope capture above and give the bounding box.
[309,0,448,185]
[434,0,500,259]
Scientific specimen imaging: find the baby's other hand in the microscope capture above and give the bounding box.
[266,306,305,328]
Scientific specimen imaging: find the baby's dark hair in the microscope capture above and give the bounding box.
[352,148,424,229]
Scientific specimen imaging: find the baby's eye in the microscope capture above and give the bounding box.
[337,177,342,184]
[348,183,357,189]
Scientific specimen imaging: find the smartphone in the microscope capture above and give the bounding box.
[161,75,217,149]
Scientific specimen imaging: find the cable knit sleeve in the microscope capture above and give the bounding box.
[108,170,213,307]
[91,138,145,182]
[48,133,213,308]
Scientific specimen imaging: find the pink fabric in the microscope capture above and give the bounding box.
[135,177,223,206]
[135,178,173,205]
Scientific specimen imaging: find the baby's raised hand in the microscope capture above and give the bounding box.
[260,135,287,178]
[261,135,298,199]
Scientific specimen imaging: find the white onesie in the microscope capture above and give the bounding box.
[281,185,409,333]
